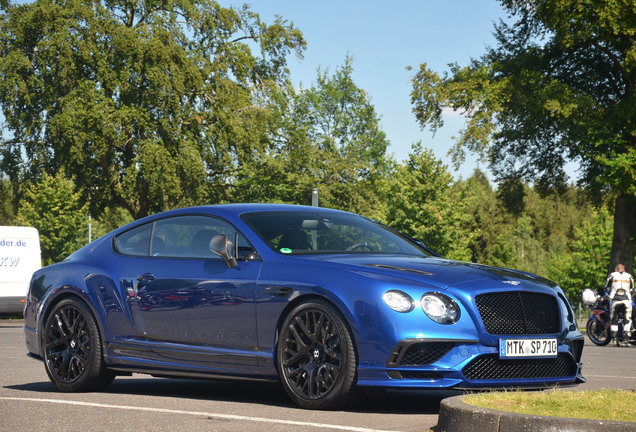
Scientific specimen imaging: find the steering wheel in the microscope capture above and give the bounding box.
[346,242,374,252]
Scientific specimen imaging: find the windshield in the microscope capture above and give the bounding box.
[241,211,432,256]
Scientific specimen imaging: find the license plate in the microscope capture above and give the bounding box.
[499,338,558,358]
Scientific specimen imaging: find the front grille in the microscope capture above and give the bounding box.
[400,342,454,366]
[475,291,560,335]
[399,371,442,380]
[462,354,577,380]
[387,342,455,367]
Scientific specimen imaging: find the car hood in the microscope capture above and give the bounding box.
[301,254,557,290]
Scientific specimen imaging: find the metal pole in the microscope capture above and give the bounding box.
[311,188,319,250]
[88,214,92,244]
[312,188,319,207]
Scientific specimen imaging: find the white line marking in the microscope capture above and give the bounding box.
[585,374,636,380]
[0,397,401,432]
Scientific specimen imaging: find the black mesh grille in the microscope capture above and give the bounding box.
[475,292,560,335]
[399,371,442,380]
[399,342,455,366]
[462,354,577,380]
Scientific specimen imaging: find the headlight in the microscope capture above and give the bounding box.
[421,293,460,324]
[383,290,414,313]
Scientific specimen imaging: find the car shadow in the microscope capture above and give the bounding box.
[107,377,295,408]
[351,388,463,414]
[6,377,460,414]
[5,381,60,393]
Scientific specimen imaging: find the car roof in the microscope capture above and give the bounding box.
[161,203,349,220]
[192,203,343,214]
[116,204,349,233]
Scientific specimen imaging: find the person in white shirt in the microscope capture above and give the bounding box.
[604,263,634,345]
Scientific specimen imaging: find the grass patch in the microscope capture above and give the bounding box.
[464,389,636,422]
[0,314,22,320]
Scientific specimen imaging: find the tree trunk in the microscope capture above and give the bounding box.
[609,194,636,275]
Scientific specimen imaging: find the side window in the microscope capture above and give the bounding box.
[114,224,152,256]
[151,215,255,260]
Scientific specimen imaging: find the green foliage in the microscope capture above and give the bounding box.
[549,206,614,301]
[456,171,610,304]
[412,0,636,193]
[378,144,473,260]
[232,56,390,216]
[411,0,636,273]
[0,0,621,289]
[0,178,14,225]
[0,0,305,219]
[90,207,134,241]
[458,170,514,267]
[15,171,88,265]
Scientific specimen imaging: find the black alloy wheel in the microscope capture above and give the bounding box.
[277,300,357,410]
[586,317,612,346]
[43,298,115,392]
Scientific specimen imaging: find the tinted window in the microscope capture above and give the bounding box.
[242,211,431,256]
[114,224,152,256]
[151,215,255,259]
[115,215,256,259]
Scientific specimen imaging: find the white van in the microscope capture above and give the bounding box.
[0,226,41,314]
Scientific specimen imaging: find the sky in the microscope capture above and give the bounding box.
[221,0,512,179]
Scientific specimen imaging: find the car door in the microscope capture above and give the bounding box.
[132,214,261,367]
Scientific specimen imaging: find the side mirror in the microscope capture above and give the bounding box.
[210,234,237,269]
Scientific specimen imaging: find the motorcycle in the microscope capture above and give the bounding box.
[582,288,635,347]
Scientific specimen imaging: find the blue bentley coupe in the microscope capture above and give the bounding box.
[23,204,584,409]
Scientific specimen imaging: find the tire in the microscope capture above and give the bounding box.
[42,298,115,392]
[586,317,611,346]
[276,300,357,410]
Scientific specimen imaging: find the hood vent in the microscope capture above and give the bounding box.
[365,263,434,276]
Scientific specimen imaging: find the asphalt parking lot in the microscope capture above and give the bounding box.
[1,320,635,432]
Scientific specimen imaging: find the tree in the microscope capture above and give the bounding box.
[380,144,474,260]
[0,178,14,225]
[549,206,613,302]
[459,169,511,265]
[16,171,88,264]
[298,57,389,213]
[411,0,636,273]
[457,169,605,289]
[91,206,134,240]
[0,0,305,219]
[232,56,390,215]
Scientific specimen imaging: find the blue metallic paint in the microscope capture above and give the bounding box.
[24,204,584,393]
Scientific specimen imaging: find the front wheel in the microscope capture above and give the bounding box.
[586,317,611,346]
[276,300,357,409]
[42,298,115,392]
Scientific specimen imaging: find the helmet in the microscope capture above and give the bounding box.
[582,289,597,306]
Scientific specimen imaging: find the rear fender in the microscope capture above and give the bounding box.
[34,269,138,357]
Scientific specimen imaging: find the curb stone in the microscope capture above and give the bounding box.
[436,395,636,432]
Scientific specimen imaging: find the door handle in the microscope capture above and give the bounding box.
[265,286,293,298]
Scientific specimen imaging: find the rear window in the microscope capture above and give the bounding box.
[114,224,151,256]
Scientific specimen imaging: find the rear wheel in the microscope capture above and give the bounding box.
[43,298,115,392]
[586,317,611,346]
[277,300,357,409]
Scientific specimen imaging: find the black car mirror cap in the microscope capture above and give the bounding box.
[210,234,238,269]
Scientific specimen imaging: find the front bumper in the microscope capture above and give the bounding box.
[356,337,584,389]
